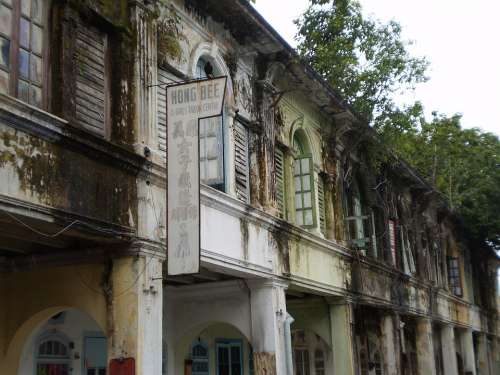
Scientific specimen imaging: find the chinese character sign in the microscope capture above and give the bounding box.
[167,77,227,275]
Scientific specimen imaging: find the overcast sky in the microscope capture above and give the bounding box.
[253,0,500,136]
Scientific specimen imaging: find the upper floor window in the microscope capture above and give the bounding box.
[345,179,376,255]
[293,135,315,228]
[196,56,225,191]
[0,0,46,108]
[447,256,462,297]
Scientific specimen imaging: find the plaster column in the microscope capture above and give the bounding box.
[328,298,355,375]
[108,255,163,375]
[130,1,160,161]
[322,172,336,241]
[441,325,459,375]
[416,318,437,375]
[248,279,288,375]
[459,329,477,375]
[491,337,500,375]
[475,333,489,375]
[380,314,399,375]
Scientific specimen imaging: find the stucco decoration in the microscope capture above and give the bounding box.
[188,41,235,109]
[264,62,287,87]
[290,123,322,169]
[234,73,254,118]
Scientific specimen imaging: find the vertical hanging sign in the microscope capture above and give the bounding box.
[167,77,227,275]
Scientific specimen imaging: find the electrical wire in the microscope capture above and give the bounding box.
[0,208,136,239]
[75,183,165,299]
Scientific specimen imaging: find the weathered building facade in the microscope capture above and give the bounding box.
[0,0,498,374]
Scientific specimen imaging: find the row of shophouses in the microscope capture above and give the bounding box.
[0,0,499,374]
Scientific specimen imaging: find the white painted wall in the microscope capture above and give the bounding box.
[164,281,252,374]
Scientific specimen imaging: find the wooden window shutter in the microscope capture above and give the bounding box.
[157,68,169,159]
[318,174,326,234]
[234,120,249,203]
[74,21,109,137]
[275,147,285,219]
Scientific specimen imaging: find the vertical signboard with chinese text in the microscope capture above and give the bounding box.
[167,77,227,275]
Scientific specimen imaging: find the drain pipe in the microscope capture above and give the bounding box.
[284,312,295,375]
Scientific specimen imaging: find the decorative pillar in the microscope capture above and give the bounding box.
[254,79,277,213]
[247,279,288,375]
[108,254,163,374]
[441,325,459,375]
[491,337,500,375]
[130,1,159,159]
[459,329,477,375]
[322,172,337,241]
[328,298,356,375]
[416,318,437,375]
[380,314,399,375]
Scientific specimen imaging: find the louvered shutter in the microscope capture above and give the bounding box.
[74,21,108,137]
[157,68,170,159]
[275,148,285,219]
[318,174,326,234]
[234,120,249,203]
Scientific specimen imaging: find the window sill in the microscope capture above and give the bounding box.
[0,93,146,174]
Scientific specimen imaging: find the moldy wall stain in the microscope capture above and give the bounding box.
[0,127,138,227]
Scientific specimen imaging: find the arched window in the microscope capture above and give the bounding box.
[293,133,315,228]
[0,0,48,108]
[196,56,225,191]
[36,333,70,375]
[191,341,209,375]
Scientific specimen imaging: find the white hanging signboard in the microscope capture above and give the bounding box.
[167,77,227,275]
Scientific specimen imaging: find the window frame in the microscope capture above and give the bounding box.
[199,114,226,191]
[0,0,50,109]
[344,182,375,253]
[293,153,316,229]
[191,340,210,375]
[195,56,227,192]
[215,339,243,375]
[294,348,311,375]
[447,256,463,297]
[314,349,325,375]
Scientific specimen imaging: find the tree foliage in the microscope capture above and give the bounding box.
[296,0,500,251]
[380,107,500,250]
[295,0,428,124]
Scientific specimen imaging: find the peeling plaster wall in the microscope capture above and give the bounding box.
[288,239,349,289]
[164,281,252,374]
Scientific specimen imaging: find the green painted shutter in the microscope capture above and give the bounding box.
[234,121,249,203]
[157,68,170,159]
[75,21,108,137]
[318,175,326,234]
[275,147,285,219]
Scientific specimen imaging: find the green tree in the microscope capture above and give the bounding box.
[381,108,500,250]
[295,0,500,250]
[295,0,428,124]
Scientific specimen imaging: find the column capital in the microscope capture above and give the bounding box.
[325,295,355,306]
[245,278,289,291]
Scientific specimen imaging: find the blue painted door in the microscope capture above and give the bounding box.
[84,336,107,375]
